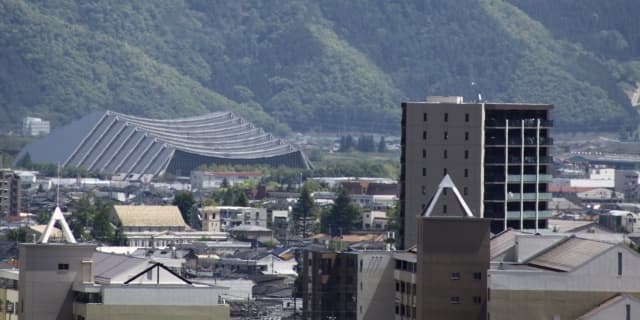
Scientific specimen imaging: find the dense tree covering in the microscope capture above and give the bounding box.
[321,188,360,236]
[2,0,638,134]
[172,191,195,224]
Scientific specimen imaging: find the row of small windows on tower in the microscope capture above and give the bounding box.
[422,168,468,178]
[423,131,470,141]
[422,149,469,159]
[423,112,470,123]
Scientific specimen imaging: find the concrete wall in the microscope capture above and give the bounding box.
[355,252,395,320]
[18,244,96,320]
[489,245,640,319]
[101,286,225,306]
[417,217,490,320]
[74,303,229,320]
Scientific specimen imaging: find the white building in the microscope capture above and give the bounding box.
[22,117,50,137]
[190,171,262,189]
[215,206,268,230]
[362,210,389,230]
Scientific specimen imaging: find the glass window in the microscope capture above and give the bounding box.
[451,272,460,280]
[450,296,460,304]
[444,113,449,122]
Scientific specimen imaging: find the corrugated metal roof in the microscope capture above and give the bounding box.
[92,252,148,283]
[490,229,518,259]
[528,237,614,272]
[17,110,310,177]
[113,205,187,228]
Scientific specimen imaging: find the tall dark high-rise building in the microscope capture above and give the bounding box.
[399,97,553,248]
[0,169,21,217]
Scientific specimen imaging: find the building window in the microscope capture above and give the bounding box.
[146,270,153,280]
[465,131,469,141]
[443,205,447,214]
[423,131,427,140]
[464,168,469,177]
[465,113,470,122]
[473,272,482,280]
[450,296,460,304]
[618,252,623,276]
[395,303,399,314]
[396,281,400,292]
[473,296,482,304]
[423,112,427,121]
[464,187,468,196]
[360,259,363,272]
[464,150,469,159]
[444,113,449,122]
[401,282,405,293]
[627,304,631,320]
[451,272,460,280]
[422,149,426,158]
[58,263,69,271]
[444,131,448,140]
[444,149,448,159]
[443,188,447,195]
[422,185,426,195]
[422,168,426,177]
[443,168,448,176]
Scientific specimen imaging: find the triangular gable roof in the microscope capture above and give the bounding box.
[422,174,473,218]
[39,207,76,244]
[124,262,192,285]
[577,294,640,319]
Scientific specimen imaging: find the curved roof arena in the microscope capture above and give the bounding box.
[17,111,310,177]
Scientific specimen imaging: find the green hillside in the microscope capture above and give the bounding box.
[1,0,638,134]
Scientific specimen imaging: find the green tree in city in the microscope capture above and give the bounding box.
[235,191,249,207]
[91,200,114,242]
[173,191,195,224]
[295,185,315,237]
[378,136,387,153]
[322,188,360,236]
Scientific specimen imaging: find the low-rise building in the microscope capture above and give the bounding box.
[301,248,395,320]
[362,210,389,230]
[110,205,226,247]
[215,206,268,230]
[21,117,50,137]
[18,207,231,320]
[190,171,262,190]
[485,224,640,320]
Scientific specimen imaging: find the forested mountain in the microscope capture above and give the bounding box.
[1,0,639,135]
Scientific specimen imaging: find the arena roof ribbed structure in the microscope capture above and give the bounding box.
[17,110,310,177]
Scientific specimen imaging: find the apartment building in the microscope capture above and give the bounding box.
[0,170,20,217]
[400,97,553,248]
[301,248,395,320]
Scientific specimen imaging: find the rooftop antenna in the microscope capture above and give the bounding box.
[39,163,77,244]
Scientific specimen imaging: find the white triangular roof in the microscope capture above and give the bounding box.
[421,174,474,218]
[39,206,77,244]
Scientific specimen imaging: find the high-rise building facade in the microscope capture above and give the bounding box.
[400,98,553,248]
[0,169,21,217]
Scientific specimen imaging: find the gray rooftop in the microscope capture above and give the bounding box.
[16,110,310,176]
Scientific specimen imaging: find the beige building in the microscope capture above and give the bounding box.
[400,98,553,248]
[111,205,226,247]
[0,269,18,320]
[199,206,222,232]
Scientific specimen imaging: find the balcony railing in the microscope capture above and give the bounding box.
[506,174,553,183]
[484,192,552,201]
[485,137,554,146]
[485,119,554,128]
[507,192,552,201]
[506,210,553,219]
